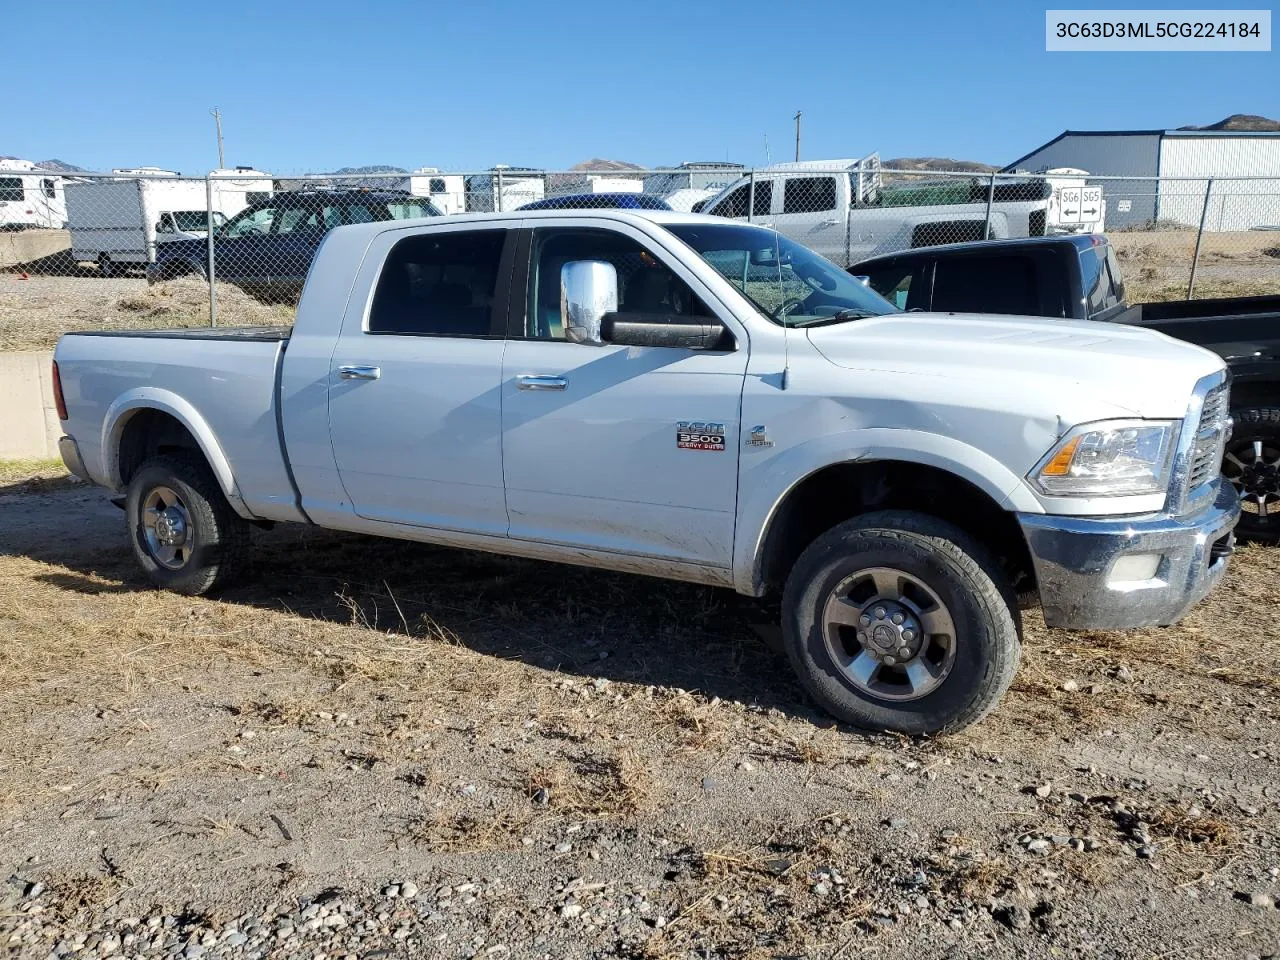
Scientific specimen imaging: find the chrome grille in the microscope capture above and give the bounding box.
[1186,382,1230,494]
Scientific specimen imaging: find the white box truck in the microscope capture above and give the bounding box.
[66,173,225,277]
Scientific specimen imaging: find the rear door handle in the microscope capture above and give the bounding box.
[339,365,381,381]
[819,218,841,227]
[516,374,568,391]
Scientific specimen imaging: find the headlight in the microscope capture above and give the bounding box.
[1031,420,1179,497]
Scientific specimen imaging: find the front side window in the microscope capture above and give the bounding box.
[368,229,506,336]
[1080,247,1113,316]
[275,205,325,235]
[751,181,772,217]
[526,228,712,341]
[170,210,225,231]
[222,206,275,238]
[712,183,749,219]
[0,178,24,202]
[783,177,837,213]
[1103,244,1126,306]
[667,223,895,327]
[863,264,920,311]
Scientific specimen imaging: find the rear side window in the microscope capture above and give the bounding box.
[368,230,506,336]
[783,177,837,213]
[932,255,1039,316]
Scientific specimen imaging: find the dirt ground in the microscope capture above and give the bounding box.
[2,469,1279,959]
[0,230,1275,351]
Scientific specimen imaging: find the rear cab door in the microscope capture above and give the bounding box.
[324,221,516,535]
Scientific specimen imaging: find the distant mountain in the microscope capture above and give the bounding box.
[328,165,409,175]
[1178,113,1280,132]
[37,158,91,173]
[884,157,998,173]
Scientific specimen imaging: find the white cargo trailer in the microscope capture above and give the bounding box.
[0,158,69,230]
[408,168,466,214]
[66,174,225,276]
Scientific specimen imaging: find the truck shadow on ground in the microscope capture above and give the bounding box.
[25,511,819,722]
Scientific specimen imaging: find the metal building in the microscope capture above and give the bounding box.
[1005,129,1280,230]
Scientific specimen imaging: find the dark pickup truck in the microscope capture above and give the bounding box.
[852,234,1280,542]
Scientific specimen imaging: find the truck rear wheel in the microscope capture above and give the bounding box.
[1222,407,1280,544]
[781,510,1020,735]
[125,453,250,595]
[98,253,118,278]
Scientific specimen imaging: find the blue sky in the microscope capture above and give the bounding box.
[6,0,1275,174]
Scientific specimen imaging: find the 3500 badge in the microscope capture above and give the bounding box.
[677,421,726,452]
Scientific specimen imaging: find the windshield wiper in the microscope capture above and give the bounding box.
[791,309,879,328]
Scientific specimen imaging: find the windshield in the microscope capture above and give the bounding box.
[665,223,898,326]
[170,211,226,231]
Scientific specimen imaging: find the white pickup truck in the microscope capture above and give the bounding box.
[698,158,1105,267]
[52,210,1237,734]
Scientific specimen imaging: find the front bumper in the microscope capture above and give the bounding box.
[1018,481,1239,630]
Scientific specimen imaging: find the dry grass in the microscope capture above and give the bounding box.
[0,276,293,351]
[526,748,652,818]
[405,809,532,851]
[0,457,70,489]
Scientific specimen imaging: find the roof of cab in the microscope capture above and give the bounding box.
[851,233,1106,270]
[326,207,744,240]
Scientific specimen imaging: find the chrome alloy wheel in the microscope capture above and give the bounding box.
[141,485,194,570]
[822,567,957,701]
[1223,439,1280,517]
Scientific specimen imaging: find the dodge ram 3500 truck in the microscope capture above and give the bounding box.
[52,210,1239,734]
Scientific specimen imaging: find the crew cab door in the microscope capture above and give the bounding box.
[326,223,514,535]
[772,173,848,264]
[500,221,749,568]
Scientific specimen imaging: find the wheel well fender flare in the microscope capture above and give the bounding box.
[732,428,1041,595]
[102,390,251,519]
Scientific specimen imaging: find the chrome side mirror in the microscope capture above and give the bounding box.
[561,260,618,346]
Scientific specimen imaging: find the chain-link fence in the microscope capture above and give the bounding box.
[1,165,1277,349]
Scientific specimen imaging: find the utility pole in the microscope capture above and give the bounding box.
[211,108,226,170]
[794,111,801,162]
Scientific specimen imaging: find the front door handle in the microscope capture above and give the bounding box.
[516,374,568,392]
[819,218,841,227]
[339,365,381,381]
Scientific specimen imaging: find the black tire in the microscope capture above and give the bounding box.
[1224,407,1280,545]
[781,510,1020,735]
[98,254,117,278]
[125,453,250,595]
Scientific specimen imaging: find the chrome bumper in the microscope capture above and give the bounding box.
[58,435,89,482]
[1018,481,1239,630]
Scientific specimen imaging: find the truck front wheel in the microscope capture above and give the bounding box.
[781,510,1020,735]
[125,453,250,595]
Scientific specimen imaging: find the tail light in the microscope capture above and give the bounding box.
[51,360,68,420]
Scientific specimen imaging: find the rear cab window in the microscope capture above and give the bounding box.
[931,254,1041,316]
[368,230,507,336]
[783,177,837,213]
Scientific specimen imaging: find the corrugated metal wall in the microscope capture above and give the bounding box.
[1156,135,1280,231]
[1006,133,1161,228]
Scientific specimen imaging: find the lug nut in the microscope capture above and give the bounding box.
[857,631,868,644]
[873,607,886,619]
[891,612,904,625]
[859,615,871,627]
[902,629,916,642]
[898,646,912,659]
[884,655,897,666]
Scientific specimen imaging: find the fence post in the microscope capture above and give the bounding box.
[204,175,218,327]
[495,169,504,213]
[982,171,997,240]
[746,169,756,223]
[1187,177,1214,301]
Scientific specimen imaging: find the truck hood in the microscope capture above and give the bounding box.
[806,312,1225,420]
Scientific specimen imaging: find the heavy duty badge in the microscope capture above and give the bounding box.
[677,421,726,451]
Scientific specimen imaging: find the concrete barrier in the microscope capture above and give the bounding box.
[0,350,61,459]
